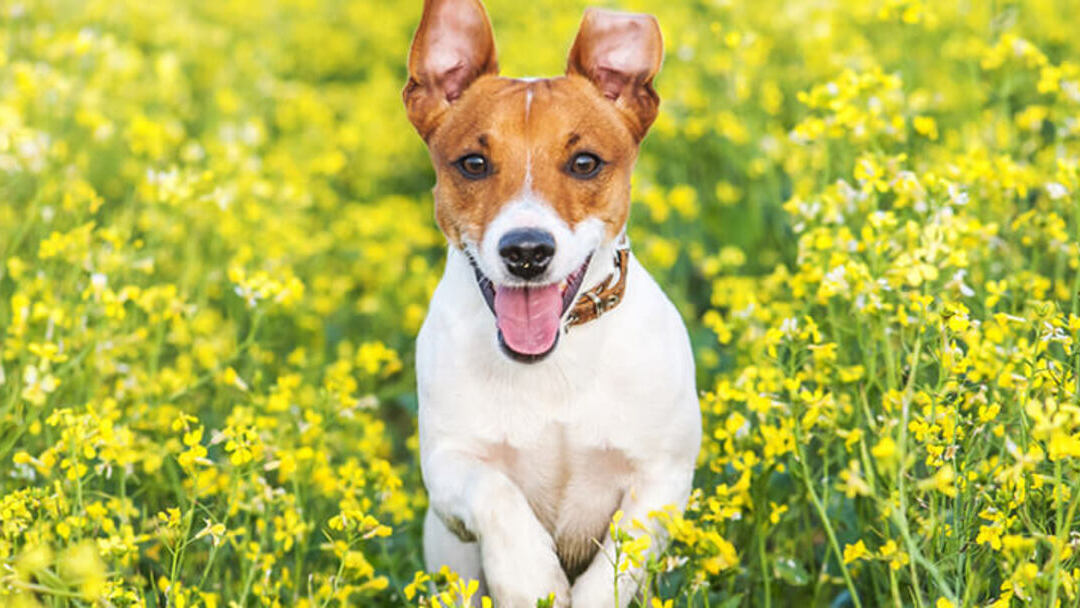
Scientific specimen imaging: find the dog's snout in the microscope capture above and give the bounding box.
[498,228,555,280]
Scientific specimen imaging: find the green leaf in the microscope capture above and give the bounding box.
[773,556,811,586]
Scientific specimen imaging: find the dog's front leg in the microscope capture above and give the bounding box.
[424,446,571,607]
[570,462,693,608]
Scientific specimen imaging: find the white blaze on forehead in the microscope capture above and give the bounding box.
[523,84,534,191]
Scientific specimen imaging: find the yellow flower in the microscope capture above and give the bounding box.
[872,436,897,464]
[843,540,870,564]
[918,465,958,497]
[913,116,939,140]
[769,501,789,524]
[878,540,910,571]
[977,524,1003,551]
[59,541,107,600]
[158,507,182,529]
[404,570,431,601]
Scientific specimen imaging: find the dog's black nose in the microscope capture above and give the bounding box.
[499,228,555,280]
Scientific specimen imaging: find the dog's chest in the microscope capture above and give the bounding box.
[481,424,633,580]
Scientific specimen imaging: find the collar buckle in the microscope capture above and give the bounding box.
[564,246,630,332]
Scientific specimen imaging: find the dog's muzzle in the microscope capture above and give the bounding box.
[467,251,591,363]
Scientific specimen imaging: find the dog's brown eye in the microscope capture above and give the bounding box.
[455,154,490,179]
[567,152,603,179]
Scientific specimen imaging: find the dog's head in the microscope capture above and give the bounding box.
[404,0,662,362]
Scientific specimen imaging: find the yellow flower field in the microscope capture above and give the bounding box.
[2,0,1079,605]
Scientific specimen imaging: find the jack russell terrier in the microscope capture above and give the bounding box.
[404,0,701,605]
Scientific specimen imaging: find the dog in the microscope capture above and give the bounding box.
[404,1,701,605]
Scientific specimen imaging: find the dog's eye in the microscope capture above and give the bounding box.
[567,152,603,179]
[455,154,490,179]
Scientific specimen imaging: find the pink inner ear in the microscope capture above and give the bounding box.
[408,0,498,105]
[592,67,631,100]
[567,9,662,103]
[425,53,471,101]
[443,68,468,101]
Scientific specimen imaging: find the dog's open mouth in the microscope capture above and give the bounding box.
[470,255,591,362]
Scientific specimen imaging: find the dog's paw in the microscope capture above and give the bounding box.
[570,566,623,608]
[486,576,570,608]
[481,536,570,608]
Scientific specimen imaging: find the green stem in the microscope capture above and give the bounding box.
[613,543,622,608]
[894,333,925,607]
[68,431,85,517]
[6,579,90,600]
[318,544,350,608]
[793,423,863,608]
[893,333,957,604]
[888,567,902,608]
[168,497,199,602]
[197,535,223,589]
[758,521,772,608]
[1048,459,1079,608]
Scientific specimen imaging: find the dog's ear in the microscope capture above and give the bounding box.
[404,0,498,139]
[566,8,663,141]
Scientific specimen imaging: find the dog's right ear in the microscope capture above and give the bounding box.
[404,0,498,140]
[566,9,663,141]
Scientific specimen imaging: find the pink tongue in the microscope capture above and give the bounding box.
[493,284,562,355]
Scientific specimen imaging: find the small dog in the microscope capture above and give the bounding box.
[404,1,701,605]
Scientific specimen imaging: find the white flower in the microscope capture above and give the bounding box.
[1046,182,1068,200]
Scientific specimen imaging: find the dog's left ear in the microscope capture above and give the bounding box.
[404,0,499,140]
[567,8,663,141]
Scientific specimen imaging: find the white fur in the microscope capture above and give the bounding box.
[418,212,701,606]
[471,196,604,290]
